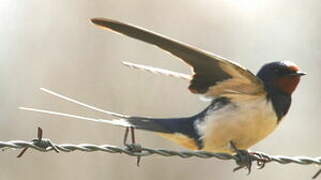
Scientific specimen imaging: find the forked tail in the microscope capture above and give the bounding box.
[20,88,195,134]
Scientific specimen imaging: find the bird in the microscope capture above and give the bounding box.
[89,18,306,153]
[21,18,306,155]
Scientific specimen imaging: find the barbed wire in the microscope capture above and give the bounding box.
[1,139,321,164]
[0,127,320,178]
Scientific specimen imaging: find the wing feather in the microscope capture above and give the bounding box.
[91,18,265,97]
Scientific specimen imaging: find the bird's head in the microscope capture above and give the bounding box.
[257,61,306,95]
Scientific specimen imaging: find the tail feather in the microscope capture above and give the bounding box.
[19,107,182,134]
[19,107,132,127]
[20,88,197,135]
[122,61,191,80]
[126,116,174,133]
[40,88,128,118]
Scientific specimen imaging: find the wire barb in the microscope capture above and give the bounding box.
[313,169,321,179]
[17,127,59,158]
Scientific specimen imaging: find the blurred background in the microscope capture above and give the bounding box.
[0,0,320,179]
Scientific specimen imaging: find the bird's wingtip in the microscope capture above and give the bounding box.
[90,17,118,26]
[90,17,103,25]
[122,61,131,66]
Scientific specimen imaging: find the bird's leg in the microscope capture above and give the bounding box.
[123,127,130,145]
[229,141,253,174]
[123,127,137,145]
[130,127,136,144]
[123,127,142,166]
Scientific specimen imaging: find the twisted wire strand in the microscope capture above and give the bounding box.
[0,139,320,166]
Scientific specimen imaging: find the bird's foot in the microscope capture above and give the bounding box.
[123,127,142,166]
[230,142,270,174]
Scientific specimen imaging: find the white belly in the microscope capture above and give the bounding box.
[199,96,278,153]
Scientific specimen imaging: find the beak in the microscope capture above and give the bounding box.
[289,71,307,76]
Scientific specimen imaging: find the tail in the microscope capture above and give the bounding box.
[19,106,182,134]
[122,61,191,80]
[19,88,191,134]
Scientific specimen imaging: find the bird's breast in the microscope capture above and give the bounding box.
[197,96,278,153]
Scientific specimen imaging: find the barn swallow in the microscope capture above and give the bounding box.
[21,18,305,156]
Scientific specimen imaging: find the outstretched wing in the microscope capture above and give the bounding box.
[91,18,265,98]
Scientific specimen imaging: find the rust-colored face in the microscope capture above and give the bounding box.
[257,61,306,95]
[275,75,301,94]
[273,63,305,94]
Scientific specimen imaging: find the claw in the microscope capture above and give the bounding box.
[230,142,252,174]
[229,142,271,174]
[234,149,253,175]
[230,141,253,174]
